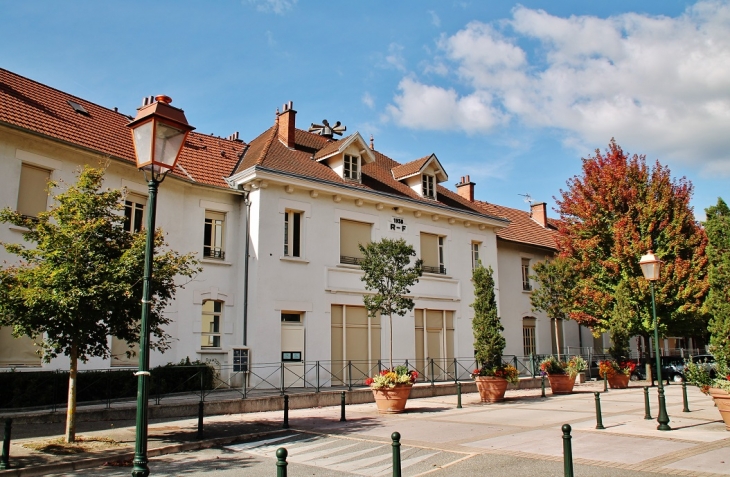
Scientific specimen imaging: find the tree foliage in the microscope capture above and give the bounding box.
[471,264,505,368]
[359,238,422,369]
[704,198,730,366]
[530,256,578,322]
[554,140,709,337]
[0,166,199,441]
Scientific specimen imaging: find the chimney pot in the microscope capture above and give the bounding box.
[277,100,297,148]
[456,176,475,202]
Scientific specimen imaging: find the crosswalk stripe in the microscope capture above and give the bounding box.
[289,443,359,462]
[371,451,438,476]
[297,445,385,467]
[328,452,393,473]
[226,434,296,451]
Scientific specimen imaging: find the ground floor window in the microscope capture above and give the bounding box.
[415,309,454,380]
[0,327,40,366]
[331,305,381,383]
[523,318,537,356]
[201,300,223,348]
[110,336,138,367]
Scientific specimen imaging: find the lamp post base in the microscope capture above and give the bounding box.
[657,389,671,431]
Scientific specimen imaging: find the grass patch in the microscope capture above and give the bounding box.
[23,436,124,455]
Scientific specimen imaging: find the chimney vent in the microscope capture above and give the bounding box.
[277,101,297,148]
[456,175,475,202]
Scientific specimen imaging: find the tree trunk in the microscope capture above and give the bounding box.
[65,344,78,443]
[554,319,562,361]
[389,313,393,371]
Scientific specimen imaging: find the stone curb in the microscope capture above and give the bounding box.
[0,429,285,477]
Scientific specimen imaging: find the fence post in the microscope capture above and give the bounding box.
[603,373,608,392]
[457,382,462,409]
[280,363,285,396]
[283,395,290,429]
[200,368,204,403]
[340,391,347,422]
[0,419,11,470]
[197,401,204,439]
[391,432,402,477]
[348,361,353,391]
[453,358,458,383]
[594,392,605,430]
[643,386,653,420]
[429,359,435,387]
[529,354,535,378]
[106,369,112,409]
[378,359,382,374]
[52,370,57,413]
[682,382,690,412]
[276,447,288,477]
[316,361,320,393]
[513,356,518,372]
[562,424,574,477]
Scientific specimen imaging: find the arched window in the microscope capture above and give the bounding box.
[201,300,223,348]
[523,317,536,356]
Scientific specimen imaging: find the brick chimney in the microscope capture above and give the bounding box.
[277,101,296,148]
[530,202,548,227]
[455,175,475,202]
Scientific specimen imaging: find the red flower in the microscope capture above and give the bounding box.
[380,370,390,376]
[409,370,418,383]
[473,369,481,375]
[365,378,374,386]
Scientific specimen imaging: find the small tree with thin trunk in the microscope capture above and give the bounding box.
[0,166,199,442]
[359,238,422,370]
[471,264,505,368]
[704,198,730,369]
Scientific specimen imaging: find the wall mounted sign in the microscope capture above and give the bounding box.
[389,216,407,233]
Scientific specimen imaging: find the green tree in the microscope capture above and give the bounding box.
[555,140,709,340]
[530,256,578,360]
[704,198,730,367]
[0,166,199,442]
[471,264,505,368]
[608,280,638,360]
[359,238,423,370]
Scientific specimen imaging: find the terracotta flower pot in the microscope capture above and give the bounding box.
[372,385,412,414]
[709,387,730,431]
[608,373,630,389]
[474,376,509,402]
[547,373,575,394]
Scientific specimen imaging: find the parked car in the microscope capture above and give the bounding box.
[587,359,645,381]
[689,354,717,379]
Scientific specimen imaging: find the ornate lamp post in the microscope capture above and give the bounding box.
[639,250,671,431]
[127,96,194,476]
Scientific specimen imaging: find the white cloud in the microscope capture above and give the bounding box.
[387,1,730,175]
[428,10,441,27]
[362,92,375,109]
[247,0,297,15]
[385,43,407,72]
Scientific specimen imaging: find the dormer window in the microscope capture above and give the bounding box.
[422,174,435,199]
[344,154,360,181]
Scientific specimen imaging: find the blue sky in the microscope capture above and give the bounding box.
[2,1,728,219]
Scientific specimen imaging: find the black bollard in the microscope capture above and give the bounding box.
[0,418,11,470]
[340,391,346,422]
[457,382,462,409]
[391,432,402,477]
[594,392,605,430]
[276,447,288,477]
[643,386,653,420]
[283,395,290,429]
[682,382,690,412]
[562,424,574,477]
[197,401,204,439]
[541,375,546,398]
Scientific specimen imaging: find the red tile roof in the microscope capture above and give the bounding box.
[0,68,244,189]
[233,121,506,220]
[474,200,558,251]
[391,156,431,180]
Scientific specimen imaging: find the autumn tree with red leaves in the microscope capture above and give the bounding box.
[555,140,709,347]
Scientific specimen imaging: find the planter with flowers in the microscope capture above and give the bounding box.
[471,364,520,402]
[598,359,636,389]
[470,264,515,402]
[540,356,587,394]
[365,366,418,414]
[684,358,730,430]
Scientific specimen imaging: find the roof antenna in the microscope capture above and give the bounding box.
[518,193,534,205]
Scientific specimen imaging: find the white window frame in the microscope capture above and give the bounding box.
[204,211,226,259]
[123,193,146,233]
[521,258,531,291]
[344,154,360,181]
[471,242,481,269]
[422,174,435,199]
[201,300,223,349]
[284,209,303,258]
[523,322,536,356]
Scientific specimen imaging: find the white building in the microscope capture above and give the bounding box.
[0,68,592,386]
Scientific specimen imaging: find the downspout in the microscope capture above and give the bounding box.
[243,191,251,346]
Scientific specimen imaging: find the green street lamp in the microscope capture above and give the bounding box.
[127,95,194,476]
[639,250,671,431]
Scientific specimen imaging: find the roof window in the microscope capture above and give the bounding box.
[67,100,89,116]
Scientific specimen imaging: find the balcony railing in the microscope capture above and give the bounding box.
[340,255,363,266]
[204,248,225,260]
[422,264,446,275]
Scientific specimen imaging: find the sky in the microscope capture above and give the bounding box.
[1,0,728,219]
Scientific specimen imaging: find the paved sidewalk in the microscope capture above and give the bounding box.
[1,380,728,476]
